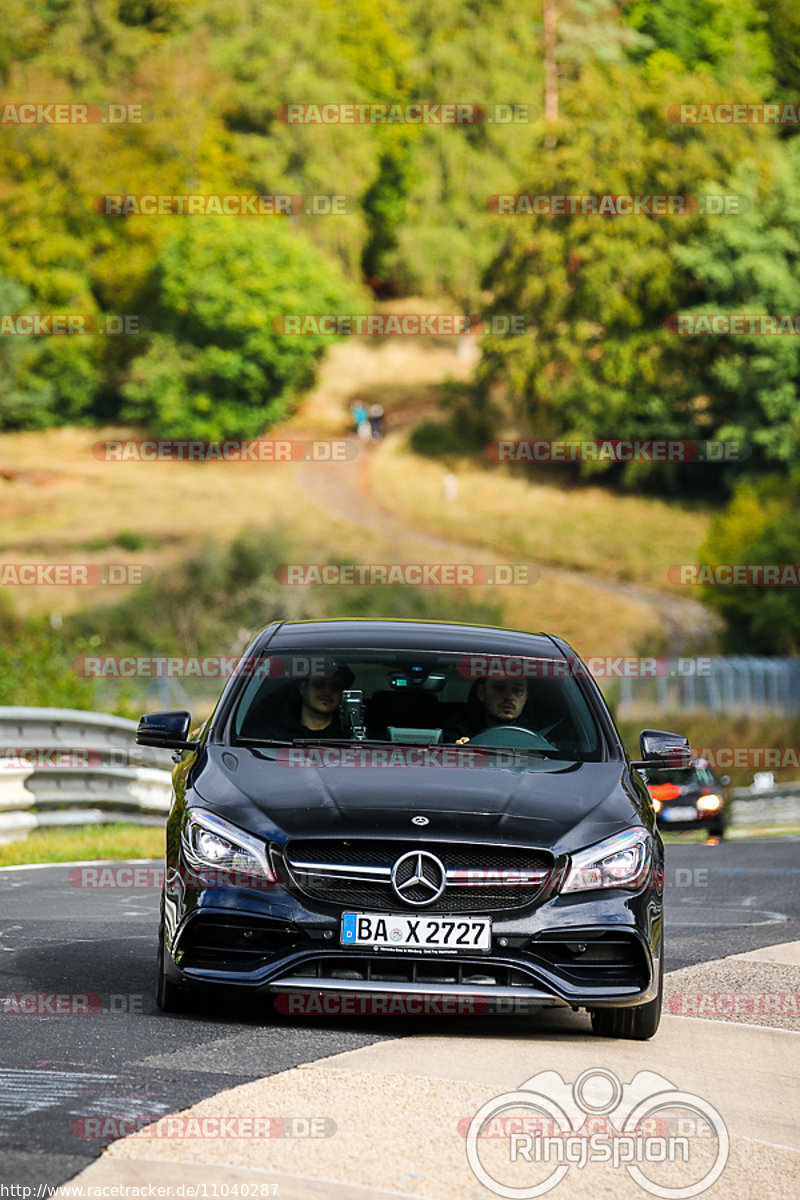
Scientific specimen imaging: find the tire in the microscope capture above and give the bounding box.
[156,913,188,1013]
[590,940,663,1040]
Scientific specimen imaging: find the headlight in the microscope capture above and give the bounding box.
[697,793,722,812]
[651,797,662,813]
[181,809,276,884]
[561,829,652,893]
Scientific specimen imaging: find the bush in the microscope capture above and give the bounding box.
[120,220,365,440]
[698,474,800,653]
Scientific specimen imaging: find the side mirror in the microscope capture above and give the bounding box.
[136,710,198,750]
[630,728,691,769]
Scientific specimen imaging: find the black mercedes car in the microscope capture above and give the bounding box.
[138,619,689,1039]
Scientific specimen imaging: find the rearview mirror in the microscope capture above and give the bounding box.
[630,728,691,770]
[136,710,198,750]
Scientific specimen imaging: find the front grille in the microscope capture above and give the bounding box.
[283,839,553,913]
[278,955,538,988]
[529,931,649,988]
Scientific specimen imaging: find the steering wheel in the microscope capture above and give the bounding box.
[466,725,558,750]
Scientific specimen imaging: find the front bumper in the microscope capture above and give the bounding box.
[162,872,663,1012]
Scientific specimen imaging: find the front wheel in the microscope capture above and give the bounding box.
[590,941,663,1040]
[156,912,188,1013]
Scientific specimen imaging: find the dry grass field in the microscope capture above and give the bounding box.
[0,329,712,656]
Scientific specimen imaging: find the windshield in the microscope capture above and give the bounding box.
[230,648,605,760]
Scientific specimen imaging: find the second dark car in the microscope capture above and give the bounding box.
[646,758,729,839]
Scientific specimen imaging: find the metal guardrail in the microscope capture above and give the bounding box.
[615,656,800,716]
[1,707,797,843]
[730,782,800,828]
[0,707,174,842]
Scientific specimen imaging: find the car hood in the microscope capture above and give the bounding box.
[191,745,648,855]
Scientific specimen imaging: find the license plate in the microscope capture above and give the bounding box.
[341,912,492,952]
[662,806,698,821]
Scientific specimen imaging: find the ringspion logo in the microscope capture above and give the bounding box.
[466,1069,728,1198]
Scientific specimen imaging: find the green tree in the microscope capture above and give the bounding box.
[757,0,800,98]
[120,218,364,439]
[671,140,800,472]
[471,60,795,491]
[699,475,800,652]
[625,0,774,89]
[0,273,55,428]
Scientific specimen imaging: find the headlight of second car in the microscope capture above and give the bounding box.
[181,809,276,884]
[561,829,653,894]
[697,793,722,812]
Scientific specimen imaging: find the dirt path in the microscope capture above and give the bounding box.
[295,441,719,655]
[283,334,720,654]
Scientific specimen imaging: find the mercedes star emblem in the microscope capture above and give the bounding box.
[411,815,429,826]
[390,850,446,906]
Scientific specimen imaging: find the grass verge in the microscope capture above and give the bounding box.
[0,823,164,867]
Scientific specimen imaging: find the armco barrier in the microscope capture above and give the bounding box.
[730,781,800,828]
[1,707,797,842]
[0,707,174,842]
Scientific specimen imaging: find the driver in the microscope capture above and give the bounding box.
[448,677,528,743]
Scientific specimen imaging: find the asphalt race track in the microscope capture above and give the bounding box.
[1,838,798,1189]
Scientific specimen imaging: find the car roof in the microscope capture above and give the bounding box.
[255,618,568,658]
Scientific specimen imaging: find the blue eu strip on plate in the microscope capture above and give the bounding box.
[341,912,357,942]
